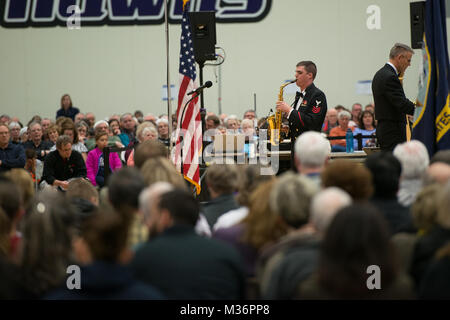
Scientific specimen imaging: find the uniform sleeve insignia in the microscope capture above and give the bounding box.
[315,100,321,105]
[312,106,321,113]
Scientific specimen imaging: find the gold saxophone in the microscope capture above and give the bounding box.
[267,80,296,145]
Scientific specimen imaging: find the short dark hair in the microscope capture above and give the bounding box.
[82,207,129,262]
[56,135,72,149]
[108,167,146,210]
[206,115,220,126]
[364,152,401,198]
[158,189,199,226]
[297,61,317,79]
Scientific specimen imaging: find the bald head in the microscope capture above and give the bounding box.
[425,162,450,185]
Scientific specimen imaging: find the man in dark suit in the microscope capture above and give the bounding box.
[132,187,244,299]
[372,43,416,151]
[276,61,328,143]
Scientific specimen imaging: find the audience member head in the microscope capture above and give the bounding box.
[424,162,450,185]
[270,172,318,229]
[75,121,89,139]
[337,110,351,130]
[21,191,75,297]
[56,135,72,160]
[144,188,199,235]
[3,169,35,211]
[321,160,373,201]
[235,165,274,207]
[120,113,135,132]
[156,118,169,139]
[139,182,174,237]
[94,130,108,150]
[205,164,238,198]
[364,151,402,198]
[310,187,352,234]
[67,178,99,206]
[60,94,73,110]
[45,124,60,144]
[393,140,429,180]
[108,167,146,211]
[359,110,376,130]
[243,110,256,120]
[242,180,288,249]
[74,112,85,124]
[134,140,168,169]
[140,157,187,189]
[430,150,450,165]
[206,114,220,130]
[136,122,158,143]
[225,115,239,131]
[351,103,363,121]
[0,177,22,228]
[29,122,43,143]
[294,131,331,173]
[60,124,79,144]
[241,118,255,137]
[8,121,21,142]
[76,207,130,264]
[93,120,109,133]
[411,183,441,234]
[435,181,450,230]
[108,118,121,135]
[85,113,96,128]
[0,124,10,148]
[326,108,338,126]
[318,203,397,299]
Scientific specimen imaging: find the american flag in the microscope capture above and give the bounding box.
[173,0,202,194]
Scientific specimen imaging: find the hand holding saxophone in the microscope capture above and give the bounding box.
[276,101,292,113]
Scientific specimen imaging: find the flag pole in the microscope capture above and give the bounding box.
[164,0,173,155]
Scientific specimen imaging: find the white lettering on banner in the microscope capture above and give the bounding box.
[366,5,381,30]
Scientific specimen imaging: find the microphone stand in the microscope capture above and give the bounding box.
[179,92,200,176]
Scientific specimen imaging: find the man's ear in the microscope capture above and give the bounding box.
[159,209,174,231]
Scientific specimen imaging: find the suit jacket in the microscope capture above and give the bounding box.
[288,83,327,140]
[131,224,245,299]
[372,64,415,122]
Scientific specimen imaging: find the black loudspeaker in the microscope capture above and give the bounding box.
[189,11,217,64]
[410,1,425,49]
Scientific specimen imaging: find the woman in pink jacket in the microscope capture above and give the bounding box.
[86,131,122,187]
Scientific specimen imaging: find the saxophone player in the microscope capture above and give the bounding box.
[276,61,328,143]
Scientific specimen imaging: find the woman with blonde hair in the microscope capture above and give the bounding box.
[140,157,187,190]
[213,180,288,277]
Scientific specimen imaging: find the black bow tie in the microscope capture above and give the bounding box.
[293,91,304,108]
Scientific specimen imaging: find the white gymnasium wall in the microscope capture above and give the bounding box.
[0,0,449,123]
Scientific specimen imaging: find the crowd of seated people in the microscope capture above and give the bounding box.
[2,94,450,301]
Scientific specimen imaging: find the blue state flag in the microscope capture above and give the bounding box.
[412,0,450,156]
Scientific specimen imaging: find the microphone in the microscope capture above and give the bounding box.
[187,81,213,95]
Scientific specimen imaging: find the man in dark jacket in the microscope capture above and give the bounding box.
[276,60,328,142]
[41,135,86,191]
[372,43,417,151]
[364,151,414,235]
[0,124,25,173]
[132,188,244,299]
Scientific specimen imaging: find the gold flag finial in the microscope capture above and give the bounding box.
[182,0,189,10]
